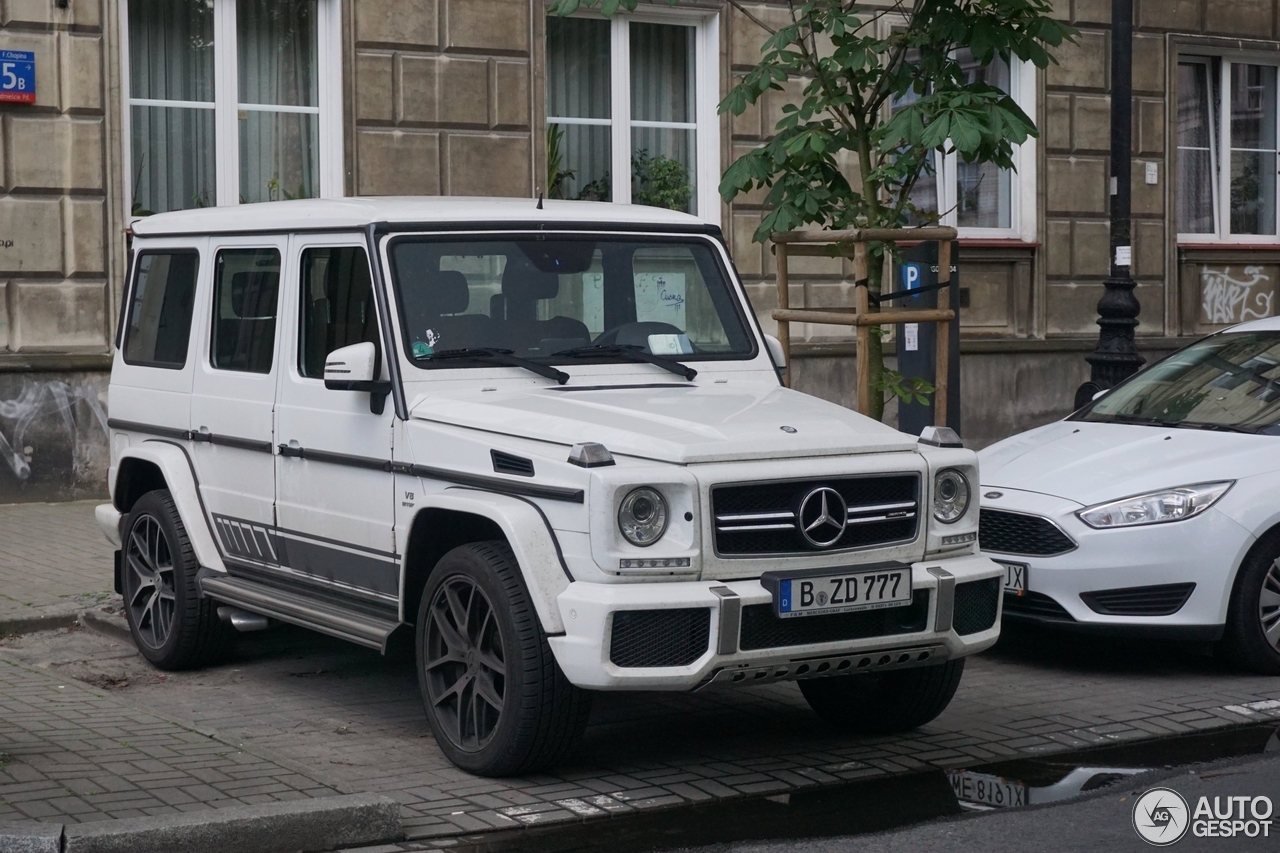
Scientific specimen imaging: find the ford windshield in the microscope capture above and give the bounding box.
[386,235,756,370]
[1078,330,1280,434]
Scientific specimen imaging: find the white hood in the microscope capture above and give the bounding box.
[409,383,918,464]
[979,419,1280,506]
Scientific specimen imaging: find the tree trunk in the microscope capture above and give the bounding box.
[864,244,887,422]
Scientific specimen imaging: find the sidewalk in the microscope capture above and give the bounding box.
[1,501,1280,847]
[0,500,115,634]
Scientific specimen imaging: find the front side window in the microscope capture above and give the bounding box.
[388,237,754,366]
[1079,331,1280,434]
[1177,55,1280,242]
[127,0,336,215]
[124,251,201,368]
[211,248,281,373]
[298,246,379,378]
[546,13,718,220]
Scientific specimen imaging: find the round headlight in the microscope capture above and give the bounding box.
[933,469,970,524]
[618,487,668,546]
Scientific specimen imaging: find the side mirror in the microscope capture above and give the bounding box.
[764,334,787,378]
[324,342,392,415]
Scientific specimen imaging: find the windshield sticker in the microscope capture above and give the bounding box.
[635,273,686,328]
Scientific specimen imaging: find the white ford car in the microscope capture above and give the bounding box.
[97,197,1002,775]
[980,317,1280,674]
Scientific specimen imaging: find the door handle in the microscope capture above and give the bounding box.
[278,443,304,458]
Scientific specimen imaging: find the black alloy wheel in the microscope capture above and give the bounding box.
[119,490,235,671]
[422,574,507,751]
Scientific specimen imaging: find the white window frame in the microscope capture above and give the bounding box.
[546,8,721,226]
[1176,51,1280,245]
[925,57,1037,241]
[120,0,344,219]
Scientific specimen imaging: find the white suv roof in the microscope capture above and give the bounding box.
[130,196,712,237]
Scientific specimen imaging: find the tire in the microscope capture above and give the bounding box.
[798,659,965,733]
[120,489,235,670]
[1221,535,1280,675]
[415,541,591,776]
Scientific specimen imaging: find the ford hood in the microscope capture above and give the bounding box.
[979,419,1280,506]
[408,383,918,464]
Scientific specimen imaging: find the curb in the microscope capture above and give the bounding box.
[76,609,132,644]
[2,793,403,853]
[0,612,79,637]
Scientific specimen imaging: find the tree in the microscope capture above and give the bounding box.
[551,0,1075,421]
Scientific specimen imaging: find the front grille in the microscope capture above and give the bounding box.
[712,474,920,556]
[980,509,1076,557]
[953,578,1000,635]
[1080,583,1196,616]
[739,591,930,651]
[609,608,710,668]
[1003,590,1075,621]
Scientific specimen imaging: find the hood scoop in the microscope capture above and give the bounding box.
[491,450,535,477]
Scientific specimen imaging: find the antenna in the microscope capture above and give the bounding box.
[536,191,544,210]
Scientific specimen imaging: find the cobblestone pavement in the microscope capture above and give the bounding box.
[2,502,1280,844]
[0,500,115,630]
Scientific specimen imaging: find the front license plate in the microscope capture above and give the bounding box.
[997,560,1028,594]
[947,770,1028,809]
[761,563,912,619]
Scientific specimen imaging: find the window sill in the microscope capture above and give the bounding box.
[1178,243,1280,251]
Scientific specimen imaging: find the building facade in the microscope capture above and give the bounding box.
[0,0,1276,501]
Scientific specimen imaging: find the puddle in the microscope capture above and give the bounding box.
[440,723,1280,853]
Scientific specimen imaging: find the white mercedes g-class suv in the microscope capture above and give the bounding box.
[97,198,1001,776]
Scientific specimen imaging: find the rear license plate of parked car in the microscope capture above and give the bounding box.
[946,770,1028,809]
[997,560,1028,594]
[761,563,912,619]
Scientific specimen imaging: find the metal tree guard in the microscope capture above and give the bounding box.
[771,226,958,426]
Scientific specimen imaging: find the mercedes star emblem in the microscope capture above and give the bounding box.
[798,486,848,548]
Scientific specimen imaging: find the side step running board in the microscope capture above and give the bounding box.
[201,575,401,652]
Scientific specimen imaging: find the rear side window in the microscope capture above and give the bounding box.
[123,251,200,368]
[298,246,379,378]
[211,248,281,374]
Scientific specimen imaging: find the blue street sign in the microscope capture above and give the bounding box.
[0,50,35,104]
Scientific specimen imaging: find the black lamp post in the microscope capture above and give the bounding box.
[1075,0,1146,409]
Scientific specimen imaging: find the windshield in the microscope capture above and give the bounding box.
[1079,331,1280,433]
[387,235,755,366]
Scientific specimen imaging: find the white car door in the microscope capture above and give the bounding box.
[189,238,286,542]
[272,235,398,609]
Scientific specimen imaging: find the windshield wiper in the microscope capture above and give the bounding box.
[418,347,569,385]
[1172,421,1259,435]
[1097,414,1258,434]
[552,344,697,381]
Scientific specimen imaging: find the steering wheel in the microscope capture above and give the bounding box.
[592,321,685,350]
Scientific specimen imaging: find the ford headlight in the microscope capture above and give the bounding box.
[1077,481,1234,529]
[933,469,970,524]
[618,487,668,546]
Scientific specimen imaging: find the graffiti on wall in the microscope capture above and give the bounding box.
[0,379,108,481]
[1201,266,1275,325]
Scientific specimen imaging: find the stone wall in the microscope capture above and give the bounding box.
[0,0,119,502]
[347,0,535,197]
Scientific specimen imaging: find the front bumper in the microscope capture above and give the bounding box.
[547,554,1002,690]
[983,487,1254,637]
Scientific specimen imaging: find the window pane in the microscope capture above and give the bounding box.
[299,247,379,378]
[128,0,215,214]
[238,0,319,204]
[955,48,1012,228]
[128,0,214,102]
[124,252,200,368]
[212,249,281,374]
[631,24,696,214]
[1177,61,1216,234]
[1230,63,1278,236]
[240,111,319,203]
[237,0,317,107]
[547,16,611,201]
[131,105,216,214]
